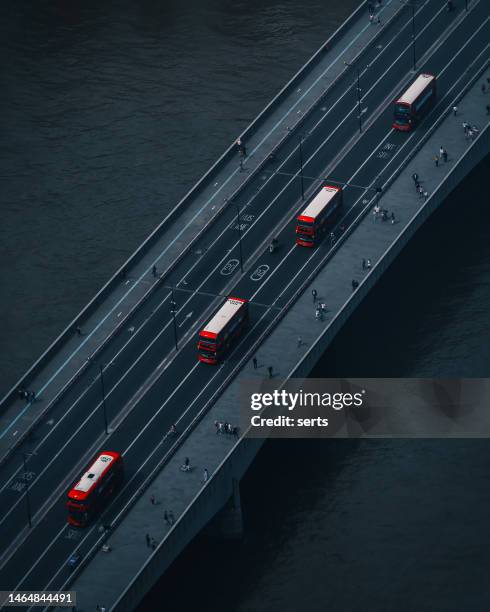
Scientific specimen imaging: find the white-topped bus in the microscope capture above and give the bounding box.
[198,297,249,364]
[393,73,437,131]
[296,185,343,247]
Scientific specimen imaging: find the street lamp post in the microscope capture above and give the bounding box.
[345,61,363,133]
[355,67,362,133]
[235,205,244,272]
[299,137,305,200]
[22,453,32,528]
[410,4,416,71]
[99,364,109,435]
[170,286,178,351]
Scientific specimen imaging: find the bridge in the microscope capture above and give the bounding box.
[0,0,488,610]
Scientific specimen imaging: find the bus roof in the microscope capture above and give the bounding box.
[200,297,247,338]
[69,451,120,500]
[397,73,435,106]
[298,186,340,222]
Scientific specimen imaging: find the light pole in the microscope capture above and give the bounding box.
[235,205,244,272]
[400,1,418,70]
[299,136,305,200]
[170,286,178,351]
[22,452,32,528]
[345,61,363,133]
[410,3,416,70]
[99,364,109,435]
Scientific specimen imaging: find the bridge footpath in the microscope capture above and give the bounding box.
[0,0,405,465]
[66,63,490,612]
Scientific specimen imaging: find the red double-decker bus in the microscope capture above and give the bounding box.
[296,185,343,247]
[198,297,248,364]
[393,73,436,131]
[67,451,124,527]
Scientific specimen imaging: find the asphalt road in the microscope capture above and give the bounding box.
[0,0,488,604]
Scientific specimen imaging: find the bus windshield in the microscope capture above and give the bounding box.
[68,504,86,523]
[297,222,314,235]
[394,104,410,118]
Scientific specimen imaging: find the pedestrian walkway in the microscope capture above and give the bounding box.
[0,0,403,465]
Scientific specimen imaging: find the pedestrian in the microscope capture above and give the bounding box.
[467,128,473,140]
[236,138,247,157]
[366,258,372,268]
[76,326,82,336]
[390,212,395,225]
[30,391,37,402]
[320,303,327,312]
[329,232,335,245]
[423,191,429,200]
[100,607,106,612]
[203,468,209,483]
[462,121,469,133]
[486,104,490,115]
[312,288,318,302]
[452,105,458,116]
[382,209,388,221]
[442,149,448,163]
[146,533,151,547]
[446,0,454,11]
[439,146,444,159]
[17,388,26,400]
[373,204,380,221]
[315,308,322,321]
[481,83,486,94]
[369,13,374,24]
[168,511,175,525]
[152,264,157,278]
[252,356,258,369]
[418,185,424,198]
[297,336,302,348]
[151,538,157,550]
[362,258,367,270]
[411,172,419,184]
[352,280,359,291]
[268,366,273,378]
[150,495,156,505]
[433,154,439,167]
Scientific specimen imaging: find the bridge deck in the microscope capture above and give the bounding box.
[70,57,490,612]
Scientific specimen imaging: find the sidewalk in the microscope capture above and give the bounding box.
[0,0,403,465]
[68,61,490,612]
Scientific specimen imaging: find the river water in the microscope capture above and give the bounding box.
[2,2,490,611]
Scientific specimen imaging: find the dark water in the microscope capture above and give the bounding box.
[2,2,490,611]
[0,0,359,396]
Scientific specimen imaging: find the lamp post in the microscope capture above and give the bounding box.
[170,286,178,351]
[99,364,109,435]
[235,205,244,272]
[21,452,33,528]
[400,0,418,70]
[344,61,363,133]
[299,136,305,200]
[410,3,416,70]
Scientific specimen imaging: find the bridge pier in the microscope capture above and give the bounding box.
[205,478,244,539]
